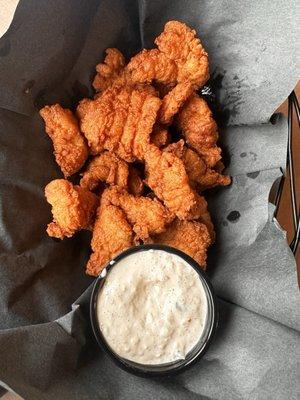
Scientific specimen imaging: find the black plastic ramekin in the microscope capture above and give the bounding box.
[90,244,218,377]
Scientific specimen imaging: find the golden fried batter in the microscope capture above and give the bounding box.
[144,145,196,219]
[185,191,209,219]
[127,49,177,86]
[80,151,144,195]
[45,179,98,239]
[183,147,231,190]
[165,140,231,190]
[92,48,160,94]
[127,21,209,89]
[185,193,215,241]
[198,208,215,242]
[86,185,175,275]
[176,94,221,167]
[40,104,88,177]
[86,203,134,276]
[153,219,211,269]
[102,186,174,240]
[77,86,161,161]
[80,151,129,191]
[155,21,209,87]
[93,48,126,92]
[129,92,162,161]
[77,87,130,155]
[158,83,194,125]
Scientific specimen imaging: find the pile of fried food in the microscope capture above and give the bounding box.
[40,21,230,276]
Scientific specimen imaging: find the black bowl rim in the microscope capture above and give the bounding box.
[90,244,218,378]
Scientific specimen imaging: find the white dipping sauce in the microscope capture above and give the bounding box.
[97,249,208,365]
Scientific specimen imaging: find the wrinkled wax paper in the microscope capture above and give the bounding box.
[0,1,299,399]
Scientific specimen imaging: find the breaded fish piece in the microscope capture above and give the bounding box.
[144,144,196,220]
[198,208,215,243]
[77,86,161,161]
[80,151,144,195]
[176,94,221,167]
[86,203,134,276]
[183,147,231,190]
[93,21,209,95]
[93,48,126,92]
[158,83,194,125]
[153,219,212,269]
[40,104,88,177]
[165,140,231,190]
[92,48,159,95]
[127,49,177,86]
[77,86,131,156]
[127,21,209,89]
[86,184,174,275]
[45,179,98,239]
[185,192,215,241]
[155,21,209,87]
[102,186,174,240]
[80,151,129,191]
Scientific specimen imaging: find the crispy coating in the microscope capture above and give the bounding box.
[86,203,134,276]
[77,87,131,155]
[151,125,170,148]
[185,192,215,241]
[198,208,215,242]
[93,48,126,92]
[77,86,161,161]
[40,104,88,177]
[165,140,231,190]
[185,191,209,220]
[127,21,209,89]
[94,21,208,92]
[164,140,201,172]
[176,94,221,167]
[153,219,211,268]
[80,152,144,195]
[155,21,209,87]
[45,179,98,239]
[80,151,129,191]
[183,147,231,190]
[93,73,157,96]
[87,185,174,276]
[102,186,174,240]
[127,49,177,86]
[129,93,162,161]
[92,48,159,94]
[144,145,196,219]
[158,83,194,125]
